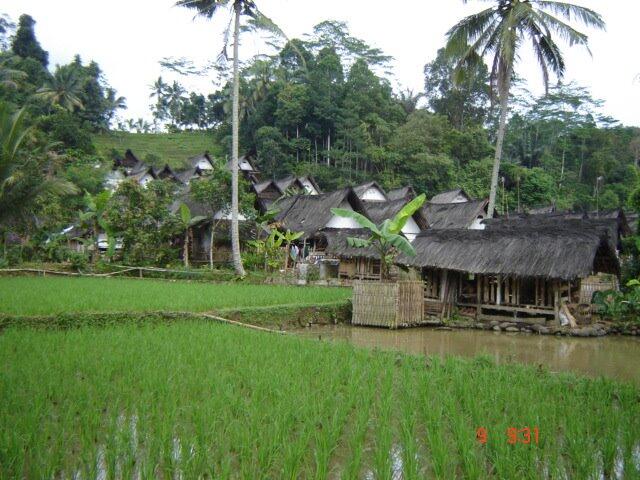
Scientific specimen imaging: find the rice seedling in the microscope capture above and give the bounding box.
[0,322,639,478]
[0,276,350,316]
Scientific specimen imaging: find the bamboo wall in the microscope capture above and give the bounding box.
[352,280,423,329]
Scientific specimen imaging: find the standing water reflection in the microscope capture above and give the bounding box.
[296,325,640,384]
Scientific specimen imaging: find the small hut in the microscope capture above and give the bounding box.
[397,224,620,323]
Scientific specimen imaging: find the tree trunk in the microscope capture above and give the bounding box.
[208,222,218,270]
[487,66,513,218]
[230,1,245,276]
[183,229,190,268]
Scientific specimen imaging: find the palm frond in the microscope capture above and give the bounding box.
[533,0,606,30]
[534,10,590,49]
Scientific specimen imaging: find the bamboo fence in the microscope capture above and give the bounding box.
[352,280,423,329]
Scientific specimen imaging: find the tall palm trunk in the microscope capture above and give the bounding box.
[230,0,245,276]
[183,228,190,268]
[487,66,513,218]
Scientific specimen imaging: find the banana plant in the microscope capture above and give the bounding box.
[276,229,303,272]
[179,203,207,268]
[247,228,284,272]
[330,193,426,281]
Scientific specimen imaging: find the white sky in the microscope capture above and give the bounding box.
[5,0,640,126]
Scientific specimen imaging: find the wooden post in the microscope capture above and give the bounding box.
[440,270,448,302]
[476,275,482,319]
[496,275,502,305]
[553,280,560,323]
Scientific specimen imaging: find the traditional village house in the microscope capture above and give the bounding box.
[170,188,250,265]
[273,184,427,281]
[397,222,620,323]
[273,188,369,277]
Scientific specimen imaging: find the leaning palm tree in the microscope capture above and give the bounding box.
[36,67,84,112]
[445,0,605,217]
[175,0,260,276]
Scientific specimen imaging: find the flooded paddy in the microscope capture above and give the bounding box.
[295,325,640,384]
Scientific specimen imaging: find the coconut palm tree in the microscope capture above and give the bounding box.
[175,0,260,276]
[35,67,84,111]
[445,0,605,217]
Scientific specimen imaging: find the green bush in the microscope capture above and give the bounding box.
[593,279,640,324]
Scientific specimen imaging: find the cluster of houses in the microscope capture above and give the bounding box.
[97,148,631,324]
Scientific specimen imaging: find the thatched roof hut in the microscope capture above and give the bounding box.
[422,199,488,229]
[397,225,620,281]
[273,188,368,239]
[430,188,470,204]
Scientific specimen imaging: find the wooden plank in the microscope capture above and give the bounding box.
[479,303,555,316]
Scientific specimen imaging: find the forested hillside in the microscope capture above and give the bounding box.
[147,21,639,212]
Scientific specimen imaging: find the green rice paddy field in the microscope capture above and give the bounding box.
[0,276,350,315]
[1,322,638,479]
[0,277,639,478]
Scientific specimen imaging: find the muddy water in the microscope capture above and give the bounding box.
[295,325,640,384]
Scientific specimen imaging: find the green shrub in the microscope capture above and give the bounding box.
[593,279,640,324]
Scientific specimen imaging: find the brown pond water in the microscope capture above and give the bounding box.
[294,325,640,384]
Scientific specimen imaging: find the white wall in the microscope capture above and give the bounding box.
[402,217,421,242]
[451,194,468,203]
[361,187,386,201]
[196,159,213,170]
[469,217,486,230]
[239,159,253,171]
[300,178,318,195]
[213,209,247,221]
[325,215,362,229]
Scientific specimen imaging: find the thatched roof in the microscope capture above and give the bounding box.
[483,212,628,246]
[363,198,428,230]
[422,200,488,229]
[114,149,142,170]
[430,188,470,204]
[397,225,620,280]
[314,228,379,259]
[273,188,367,238]
[387,186,415,201]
